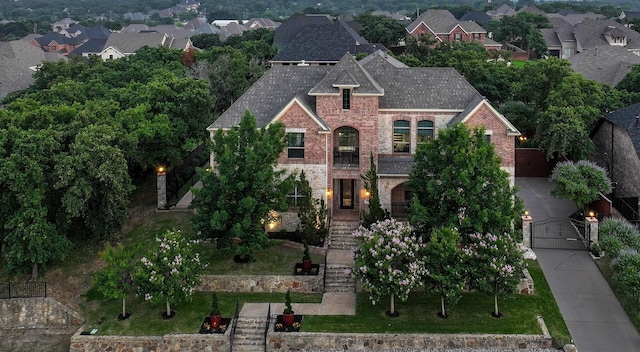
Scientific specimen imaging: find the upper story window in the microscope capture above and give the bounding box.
[342,88,351,110]
[417,120,434,144]
[454,33,462,41]
[484,130,492,144]
[287,132,305,158]
[472,33,481,40]
[393,120,410,153]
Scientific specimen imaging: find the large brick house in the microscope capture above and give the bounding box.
[207,51,519,228]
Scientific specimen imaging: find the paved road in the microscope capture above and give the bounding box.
[516,177,640,352]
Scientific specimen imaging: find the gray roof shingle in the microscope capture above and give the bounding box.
[568,45,640,86]
[211,52,484,131]
[603,102,640,158]
[378,157,414,175]
[574,19,640,50]
[273,14,333,49]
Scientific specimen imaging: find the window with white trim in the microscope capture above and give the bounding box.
[287,132,305,158]
[342,88,351,110]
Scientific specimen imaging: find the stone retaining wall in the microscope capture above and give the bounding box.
[198,266,325,293]
[267,324,553,351]
[0,297,83,328]
[69,329,231,352]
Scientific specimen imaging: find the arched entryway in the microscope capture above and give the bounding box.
[333,126,359,166]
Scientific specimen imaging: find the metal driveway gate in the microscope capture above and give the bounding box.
[531,217,587,250]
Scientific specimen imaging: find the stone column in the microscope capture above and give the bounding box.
[586,216,599,247]
[157,166,167,209]
[522,214,532,248]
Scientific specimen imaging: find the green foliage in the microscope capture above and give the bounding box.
[511,58,573,111]
[302,241,311,261]
[134,230,206,316]
[296,171,328,245]
[423,227,466,316]
[617,64,640,93]
[352,219,427,310]
[284,289,293,314]
[210,293,221,316]
[599,217,640,257]
[549,160,612,214]
[361,152,389,228]
[354,12,407,48]
[611,249,640,302]
[191,112,295,257]
[408,123,522,240]
[94,243,136,317]
[488,12,550,58]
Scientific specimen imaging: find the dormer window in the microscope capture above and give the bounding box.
[342,88,351,110]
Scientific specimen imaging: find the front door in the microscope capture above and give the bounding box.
[340,179,355,209]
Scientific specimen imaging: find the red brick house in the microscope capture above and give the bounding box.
[208,51,519,227]
[406,9,502,50]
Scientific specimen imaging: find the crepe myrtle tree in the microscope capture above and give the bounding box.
[464,232,525,318]
[134,230,206,318]
[351,219,427,316]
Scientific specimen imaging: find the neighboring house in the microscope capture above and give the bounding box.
[459,11,492,29]
[371,10,411,22]
[29,31,83,55]
[619,10,640,23]
[0,40,66,99]
[207,51,519,226]
[121,24,150,33]
[546,11,604,26]
[51,18,76,31]
[568,45,640,86]
[188,23,221,38]
[124,12,150,22]
[273,14,334,50]
[218,22,247,41]
[68,38,108,57]
[406,9,502,51]
[591,102,640,221]
[543,18,640,59]
[271,18,383,65]
[99,32,193,60]
[244,18,281,30]
[487,4,517,19]
[517,5,546,16]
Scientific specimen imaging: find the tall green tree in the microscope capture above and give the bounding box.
[191,112,295,258]
[94,243,136,319]
[488,12,550,58]
[361,152,389,228]
[408,123,522,240]
[354,12,407,48]
[423,227,466,318]
[296,170,328,245]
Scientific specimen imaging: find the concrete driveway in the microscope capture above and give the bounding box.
[516,177,640,352]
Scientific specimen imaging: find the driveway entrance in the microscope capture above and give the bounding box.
[531,217,586,250]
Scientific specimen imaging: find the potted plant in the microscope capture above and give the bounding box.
[282,290,295,326]
[302,241,312,272]
[210,293,222,328]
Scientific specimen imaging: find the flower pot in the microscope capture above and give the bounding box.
[302,259,312,272]
[210,314,222,328]
[282,313,295,326]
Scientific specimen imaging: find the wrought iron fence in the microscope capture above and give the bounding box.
[165,143,208,207]
[230,300,239,350]
[0,282,46,299]
[263,303,271,352]
[612,196,640,224]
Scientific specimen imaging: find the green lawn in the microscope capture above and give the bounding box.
[76,210,569,345]
[304,261,570,346]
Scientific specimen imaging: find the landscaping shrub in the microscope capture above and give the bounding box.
[599,217,640,256]
[611,248,640,301]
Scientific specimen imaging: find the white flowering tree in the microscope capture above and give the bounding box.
[134,230,206,318]
[464,232,524,317]
[351,219,427,316]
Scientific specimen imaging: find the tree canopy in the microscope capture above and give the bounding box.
[191,112,295,258]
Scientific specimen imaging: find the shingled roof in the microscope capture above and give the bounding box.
[603,102,640,159]
[569,45,640,86]
[273,14,333,49]
[574,19,640,50]
[271,19,381,63]
[210,52,489,132]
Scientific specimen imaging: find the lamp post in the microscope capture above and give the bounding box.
[157,165,167,209]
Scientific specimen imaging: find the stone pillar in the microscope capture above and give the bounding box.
[586,216,599,247]
[157,166,167,209]
[522,214,532,248]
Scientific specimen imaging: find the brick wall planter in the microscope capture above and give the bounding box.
[198,266,325,293]
[69,328,231,352]
[517,268,535,295]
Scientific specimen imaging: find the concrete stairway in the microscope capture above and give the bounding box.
[232,317,267,352]
[324,220,360,293]
[328,221,359,249]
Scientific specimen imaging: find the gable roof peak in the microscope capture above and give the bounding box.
[309,53,383,96]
